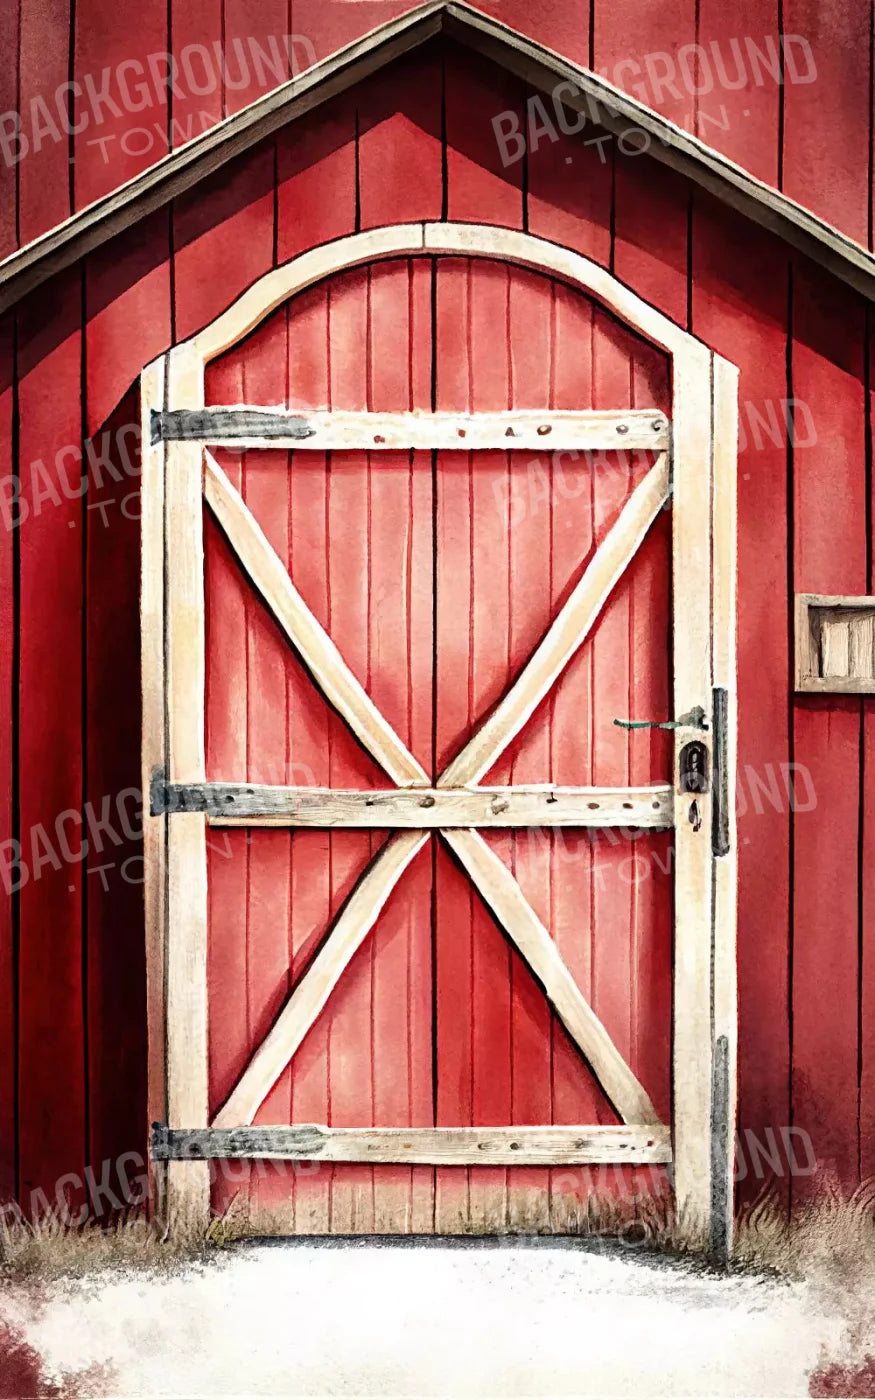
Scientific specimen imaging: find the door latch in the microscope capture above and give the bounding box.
[680,740,709,794]
[613,705,708,732]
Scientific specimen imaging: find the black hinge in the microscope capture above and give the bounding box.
[712,687,730,857]
[150,408,316,445]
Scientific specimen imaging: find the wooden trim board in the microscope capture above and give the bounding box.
[153,1123,673,1165]
[155,782,675,828]
[152,407,670,452]
[139,356,168,1224]
[162,348,211,1236]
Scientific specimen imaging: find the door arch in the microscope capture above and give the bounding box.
[141,222,738,1252]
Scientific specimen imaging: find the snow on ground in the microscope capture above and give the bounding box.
[5,1238,849,1398]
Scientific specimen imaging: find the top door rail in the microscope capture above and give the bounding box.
[151,406,670,452]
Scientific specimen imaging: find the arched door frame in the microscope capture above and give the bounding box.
[140,222,738,1253]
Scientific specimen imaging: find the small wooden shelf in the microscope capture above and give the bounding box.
[795,593,875,693]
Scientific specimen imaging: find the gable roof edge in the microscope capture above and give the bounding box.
[0,0,872,314]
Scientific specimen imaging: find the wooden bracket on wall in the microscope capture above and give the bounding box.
[795,593,875,693]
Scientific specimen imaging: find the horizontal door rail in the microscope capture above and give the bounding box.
[151,779,675,829]
[151,1123,672,1166]
[152,406,670,452]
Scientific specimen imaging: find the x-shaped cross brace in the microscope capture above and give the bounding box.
[203,451,670,1132]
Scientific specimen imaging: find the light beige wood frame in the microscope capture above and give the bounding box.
[154,407,670,452]
[141,222,738,1251]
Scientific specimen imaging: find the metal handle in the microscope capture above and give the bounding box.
[613,705,708,732]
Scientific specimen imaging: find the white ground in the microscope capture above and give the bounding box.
[6,1240,850,1398]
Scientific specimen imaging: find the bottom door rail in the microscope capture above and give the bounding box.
[151,1122,672,1166]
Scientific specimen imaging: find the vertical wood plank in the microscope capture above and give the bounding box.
[141,355,167,1220]
[592,0,696,130]
[324,266,375,1235]
[783,0,870,248]
[172,144,276,345]
[17,0,72,244]
[85,222,171,1211]
[367,260,435,1232]
[357,49,443,230]
[691,196,791,1209]
[696,0,780,187]
[85,382,148,1217]
[503,267,553,1232]
[0,317,15,1201]
[613,157,690,331]
[290,1,409,66]
[445,50,525,228]
[84,214,172,439]
[671,331,715,1238]
[476,2,590,63]
[548,284,601,1231]
[222,0,292,117]
[72,0,167,210]
[791,266,866,1196]
[237,313,295,1230]
[862,311,875,1184]
[526,97,612,269]
[204,354,252,1226]
[590,311,635,1139]
[627,340,673,1209]
[0,0,19,261]
[434,256,474,1234]
[17,275,86,1215]
[276,100,358,262]
[711,353,739,1255]
[164,345,209,1235]
[284,285,333,1235]
[171,0,223,148]
[467,260,512,1234]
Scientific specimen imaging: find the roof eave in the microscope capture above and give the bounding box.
[1,0,873,314]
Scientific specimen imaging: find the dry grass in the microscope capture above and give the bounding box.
[0,1207,219,1283]
[736,1180,875,1395]
[5,1185,875,1394]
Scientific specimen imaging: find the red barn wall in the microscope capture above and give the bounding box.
[0,41,870,1218]
[0,0,870,261]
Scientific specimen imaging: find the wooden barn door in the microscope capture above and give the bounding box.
[142,225,738,1252]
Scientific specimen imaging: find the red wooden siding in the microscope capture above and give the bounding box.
[1,0,873,253]
[0,42,872,1218]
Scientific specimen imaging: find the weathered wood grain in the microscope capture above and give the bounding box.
[153,1122,673,1164]
[153,406,670,451]
[155,782,674,828]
